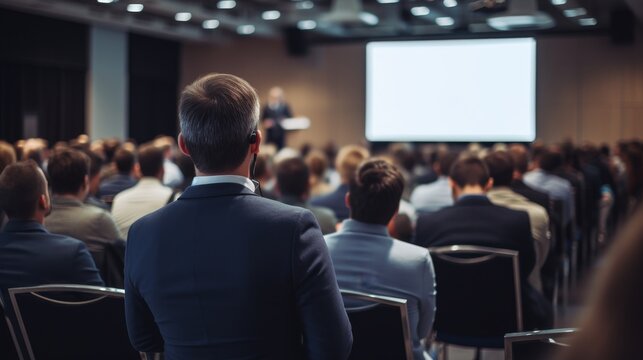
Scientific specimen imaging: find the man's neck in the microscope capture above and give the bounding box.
[457,186,486,198]
[53,193,84,202]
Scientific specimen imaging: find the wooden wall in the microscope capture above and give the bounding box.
[181,31,643,148]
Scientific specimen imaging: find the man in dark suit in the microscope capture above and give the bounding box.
[415,157,552,330]
[125,73,352,360]
[0,161,104,301]
[261,87,293,150]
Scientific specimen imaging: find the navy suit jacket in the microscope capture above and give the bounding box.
[0,220,104,302]
[310,184,350,222]
[415,196,553,329]
[125,183,352,360]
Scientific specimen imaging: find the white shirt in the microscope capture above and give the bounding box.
[191,175,256,192]
[410,176,454,213]
[111,178,174,240]
[163,159,184,188]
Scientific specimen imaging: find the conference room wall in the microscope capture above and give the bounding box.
[181,32,643,148]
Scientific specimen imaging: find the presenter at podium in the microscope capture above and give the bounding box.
[261,87,293,150]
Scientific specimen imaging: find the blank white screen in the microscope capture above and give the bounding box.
[366,38,536,142]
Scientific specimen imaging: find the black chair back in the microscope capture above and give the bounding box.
[9,284,139,360]
[0,296,21,360]
[504,328,577,360]
[429,245,522,348]
[341,290,413,360]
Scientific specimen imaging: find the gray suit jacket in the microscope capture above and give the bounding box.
[325,219,436,360]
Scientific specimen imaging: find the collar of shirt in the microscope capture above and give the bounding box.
[191,175,256,192]
[340,219,389,237]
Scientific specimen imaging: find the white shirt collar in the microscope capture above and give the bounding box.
[191,175,256,192]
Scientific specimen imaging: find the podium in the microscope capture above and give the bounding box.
[280,117,311,131]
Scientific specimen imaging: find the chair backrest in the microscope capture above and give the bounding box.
[429,245,522,347]
[341,289,413,360]
[504,328,577,360]
[0,296,22,360]
[9,284,139,360]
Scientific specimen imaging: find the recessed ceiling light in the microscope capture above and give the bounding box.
[563,8,587,17]
[262,10,281,20]
[218,0,236,10]
[377,0,399,4]
[175,12,192,22]
[97,0,115,4]
[443,0,457,8]
[436,16,455,26]
[296,1,314,10]
[202,19,220,29]
[579,17,597,26]
[127,3,144,12]
[411,6,430,16]
[360,12,379,25]
[550,0,567,5]
[297,20,317,30]
[237,24,255,35]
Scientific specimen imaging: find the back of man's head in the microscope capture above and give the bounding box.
[539,148,564,172]
[114,148,136,174]
[509,144,529,175]
[349,159,404,225]
[179,73,259,173]
[336,145,370,184]
[449,156,490,189]
[436,151,458,177]
[138,145,165,178]
[305,150,328,179]
[0,141,17,174]
[48,148,90,195]
[276,157,309,199]
[484,151,514,187]
[0,161,47,220]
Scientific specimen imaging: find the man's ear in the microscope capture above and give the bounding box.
[344,192,351,209]
[251,130,262,154]
[38,194,48,212]
[484,178,494,192]
[178,133,190,157]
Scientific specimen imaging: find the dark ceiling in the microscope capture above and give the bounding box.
[0,0,637,45]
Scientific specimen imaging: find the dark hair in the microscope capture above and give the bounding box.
[48,148,90,195]
[103,138,121,163]
[138,145,165,177]
[276,157,309,198]
[540,148,563,172]
[449,156,490,188]
[83,150,104,178]
[484,151,514,187]
[114,148,136,174]
[179,73,259,173]
[349,159,404,225]
[437,151,458,176]
[509,144,530,174]
[0,161,47,219]
[0,141,17,174]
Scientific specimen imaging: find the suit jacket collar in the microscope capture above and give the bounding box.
[178,183,258,200]
[2,219,48,233]
[454,194,493,207]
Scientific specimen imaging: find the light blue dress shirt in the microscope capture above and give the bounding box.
[524,169,575,225]
[410,176,454,213]
[325,219,436,360]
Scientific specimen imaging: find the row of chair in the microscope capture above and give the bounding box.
[1,245,576,360]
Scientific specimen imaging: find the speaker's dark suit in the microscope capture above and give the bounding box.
[125,183,352,360]
[415,195,552,330]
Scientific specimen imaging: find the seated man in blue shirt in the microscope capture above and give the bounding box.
[325,159,436,360]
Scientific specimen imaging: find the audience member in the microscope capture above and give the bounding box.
[253,153,277,199]
[524,147,575,226]
[416,157,552,329]
[509,144,551,211]
[0,160,103,302]
[174,152,196,191]
[83,149,109,210]
[275,157,338,234]
[484,151,550,293]
[306,149,333,197]
[125,73,352,359]
[410,150,458,212]
[154,136,185,188]
[310,144,369,221]
[111,144,174,239]
[98,147,138,201]
[558,207,643,360]
[44,149,123,271]
[325,159,436,360]
[0,141,17,229]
